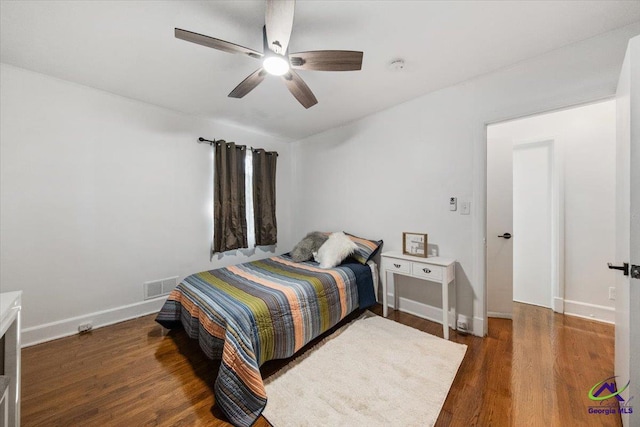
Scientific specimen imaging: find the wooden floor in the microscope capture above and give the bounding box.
[21,303,620,426]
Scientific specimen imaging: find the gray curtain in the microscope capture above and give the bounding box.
[252,149,278,246]
[213,141,247,253]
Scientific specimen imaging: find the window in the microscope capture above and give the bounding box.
[212,140,277,254]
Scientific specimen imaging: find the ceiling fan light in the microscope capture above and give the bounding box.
[263,56,290,76]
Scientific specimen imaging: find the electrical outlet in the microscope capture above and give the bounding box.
[609,287,616,300]
[78,323,93,334]
[449,197,457,211]
[456,315,470,335]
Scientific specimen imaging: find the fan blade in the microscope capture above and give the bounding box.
[282,70,317,109]
[289,50,363,71]
[265,0,295,55]
[228,69,268,98]
[175,28,262,59]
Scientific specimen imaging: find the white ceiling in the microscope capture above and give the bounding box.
[2,1,639,140]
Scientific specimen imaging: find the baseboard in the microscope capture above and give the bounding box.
[22,298,166,347]
[472,316,484,337]
[512,298,551,309]
[488,311,513,319]
[385,294,482,337]
[553,297,564,313]
[563,299,615,324]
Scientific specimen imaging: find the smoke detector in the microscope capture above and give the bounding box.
[388,59,405,71]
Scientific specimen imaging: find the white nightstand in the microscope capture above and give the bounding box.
[0,291,21,427]
[380,252,456,339]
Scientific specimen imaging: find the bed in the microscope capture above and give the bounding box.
[155,253,378,427]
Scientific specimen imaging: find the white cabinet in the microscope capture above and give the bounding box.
[380,252,456,339]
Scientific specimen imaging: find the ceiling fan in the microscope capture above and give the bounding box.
[175,0,363,109]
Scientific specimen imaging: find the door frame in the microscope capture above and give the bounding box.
[485,133,564,317]
[477,97,612,336]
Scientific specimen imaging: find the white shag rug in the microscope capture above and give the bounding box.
[262,313,467,427]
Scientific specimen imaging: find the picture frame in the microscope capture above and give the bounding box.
[403,232,428,257]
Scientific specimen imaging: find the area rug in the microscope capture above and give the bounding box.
[262,313,467,427]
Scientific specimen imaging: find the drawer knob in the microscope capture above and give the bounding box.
[423,268,431,273]
[394,263,401,268]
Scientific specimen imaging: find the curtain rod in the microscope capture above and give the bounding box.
[198,137,277,156]
[198,137,245,149]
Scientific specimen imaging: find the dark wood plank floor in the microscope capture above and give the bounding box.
[21,303,620,426]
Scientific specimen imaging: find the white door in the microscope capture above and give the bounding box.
[487,131,514,317]
[512,141,553,308]
[614,36,639,427]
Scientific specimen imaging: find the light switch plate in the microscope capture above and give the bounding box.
[449,197,457,211]
[460,201,471,215]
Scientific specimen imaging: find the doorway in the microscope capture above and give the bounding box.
[486,100,617,322]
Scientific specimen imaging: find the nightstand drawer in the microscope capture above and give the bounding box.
[412,263,443,281]
[385,259,411,274]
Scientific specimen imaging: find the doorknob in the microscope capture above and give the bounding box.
[498,233,512,239]
[608,262,629,276]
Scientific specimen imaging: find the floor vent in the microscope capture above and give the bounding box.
[144,276,178,300]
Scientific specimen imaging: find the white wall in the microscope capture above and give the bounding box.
[291,24,639,335]
[0,64,294,345]
[488,100,617,322]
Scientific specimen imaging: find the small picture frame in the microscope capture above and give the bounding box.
[403,232,428,257]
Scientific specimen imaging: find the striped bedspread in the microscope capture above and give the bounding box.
[155,254,375,427]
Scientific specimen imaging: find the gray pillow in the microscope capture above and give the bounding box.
[290,232,329,262]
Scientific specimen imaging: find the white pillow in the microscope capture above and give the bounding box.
[314,232,358,269]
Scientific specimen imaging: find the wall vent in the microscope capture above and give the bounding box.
[144,276,178,300]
